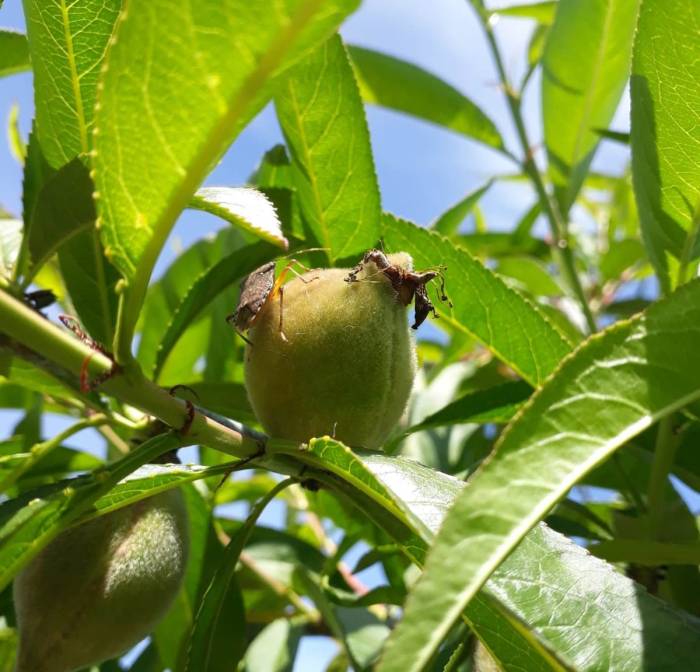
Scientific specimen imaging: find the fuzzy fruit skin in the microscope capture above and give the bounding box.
[13,489,189,672]
[245,253,417,449]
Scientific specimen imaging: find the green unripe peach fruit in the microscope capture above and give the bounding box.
[13,489,189,672]
[245,253,417,449]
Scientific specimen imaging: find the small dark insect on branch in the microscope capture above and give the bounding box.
[24,289,56,312]
[345,249,452,329]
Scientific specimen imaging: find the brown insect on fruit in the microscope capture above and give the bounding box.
[345,249,451,329]
[227,259,318,343]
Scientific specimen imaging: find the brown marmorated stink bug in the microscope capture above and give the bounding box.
[344,249,451,329]
[227,258,318,343]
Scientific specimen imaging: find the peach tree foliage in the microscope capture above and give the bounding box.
[0,0,699,670]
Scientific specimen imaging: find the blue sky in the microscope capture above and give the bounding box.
[0,1,637,669]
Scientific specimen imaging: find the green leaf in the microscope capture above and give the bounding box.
[23,158,94,282]
[526,24,548,70]
[490,1,557,24]
[186,480,293,672]
[82,461,242,520]
[382,214,572,386]
[94,0,359,357]
[542,0,640,212]
[136,227,247,375]
[593,128,630,145]
[20,127,53,240]
[288,440,700,670]
[0,432,179,591]
[599,237,645,281]
[497,256,563,296]
[631,0,700,291]
[0,30,29,78]
[488,523,700,671]
[153,241,276,379]
[243,618,303,672]
[285,441,563,667]
[22,0,120,167]
[431,181,493,236]
[57,227,121,347]
[461,594,566,672]
[380,278,700,672]
[154,484,217,670]
[16,83,118,346]
[403,380,531,435]
[590,540,700,566]
[275,34,381,261]
[457,231,549,258]
[190,187,289,250]
[15,446,102,486]
[348,46,505,151]
[356,453,700,671]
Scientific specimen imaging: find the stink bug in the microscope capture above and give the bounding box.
[227,259,318,343]
[345,249,451,329]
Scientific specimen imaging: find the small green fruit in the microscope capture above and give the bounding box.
[13,489,189,672]
[244,253,417,449]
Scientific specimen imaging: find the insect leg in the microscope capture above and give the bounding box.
[278,285,289,342]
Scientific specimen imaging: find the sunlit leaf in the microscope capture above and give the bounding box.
[22,0,120,167]
[252,145,306,241]
[348,46,505,151]
[275,34,381,261]
[542,0,640,211]
[283,439,700,671]
[95,0,359,354]
[490,1,557,24]
[0,30,29,79]
[190,187,288,250]
[382,214,572,385]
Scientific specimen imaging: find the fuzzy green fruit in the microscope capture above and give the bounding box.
[244,253,417,449]
[13,489,189,672]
